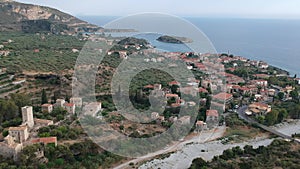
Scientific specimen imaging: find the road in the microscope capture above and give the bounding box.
[237,105,297,142]
[113,126,226,169]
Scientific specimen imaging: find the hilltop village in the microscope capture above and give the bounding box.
[0,33,300,168]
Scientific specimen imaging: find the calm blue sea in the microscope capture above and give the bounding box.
[78,16,300,76]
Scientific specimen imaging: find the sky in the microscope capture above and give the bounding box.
[16,0,300,19]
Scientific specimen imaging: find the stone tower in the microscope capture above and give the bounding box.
[22,106,34,128]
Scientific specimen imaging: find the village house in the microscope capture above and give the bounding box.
[0,136,23,161]
[34,119,54,127]
[151,112,159,120]
[144,84,154,91]
[252,80,268,87]
[8,126,29,143]
[259,62,269,69]
[0,50,10,56]
[70,97,83,107]
[248,102,271,116]
[0,106,57,161]
[201,79,210,88]
[168,81,181,86]
[31,137,57,147]
[157,116,165,123]
[118,51,128,59]
[168,116,178,123]
[213,92,233,104]
[206,110,219,128]
[239,87,252,95]
[196,121,207,131]
[64,103,76,114]
[268,89,276,96]
[199,87,208,94]
[177,116,191,125]
[54,99,66,108]
[171,98,185,108]
[83,102,102,117]
[181,86,198,96]
[41,104,53,113]
[165,93,179,99]
[295,78,300,85]
[153,84,162,90]
[225,73,245,84]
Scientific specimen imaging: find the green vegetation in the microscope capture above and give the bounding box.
[157,35,192,44]
[0,140,124,169]
[222,114,263,143]
[266,101,300,126]
[38,124,83,140]
[189,139,300,169]
[41,89,48,104]
[0,93,31,129]
[0,32,85,73]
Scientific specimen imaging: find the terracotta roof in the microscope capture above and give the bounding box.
[199,87,208,93]
[196,121,205,126]
[168,81,181,86]
[34,118,53,124]
[144,84,154,89]
[9,126,27,131]
[42,104,52,107]
[249,102,269,109]
[64,103,75,107]
[179,116,191,121]
[165,93,179,98]
[232,85,241,89]
[194,63,207,70]
[239,87,251,91]
[31,137,57,144]
[213,92,233,101]
[171,103,181,107]
[206,110,219,117]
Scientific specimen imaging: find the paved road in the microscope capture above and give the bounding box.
[237,105,298,142]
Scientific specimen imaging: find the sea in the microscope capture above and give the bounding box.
[78,16,300,76]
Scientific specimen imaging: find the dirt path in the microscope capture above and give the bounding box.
[113,126,226,169]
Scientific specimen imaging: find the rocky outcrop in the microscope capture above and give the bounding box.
[0,0,102,34]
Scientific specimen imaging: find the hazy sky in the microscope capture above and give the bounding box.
[16,0,300,19]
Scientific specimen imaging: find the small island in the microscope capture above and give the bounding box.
[157,35,193,44]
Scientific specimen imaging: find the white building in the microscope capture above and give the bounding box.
[22,106,34,128]
[41,104,53,113]
[151,112,159,120]
[54,99,66,108]
[70,97,83,107]
[64,103,76,114]
[8,126,29,143]
[177,116,191,125]
[83,102,102,117]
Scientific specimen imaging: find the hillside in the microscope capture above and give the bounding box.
[0,0,102,34]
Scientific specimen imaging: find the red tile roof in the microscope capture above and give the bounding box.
[31,137,57,144]
[213,92,233,101]
[42,104,52,107]
[196,121,205,126]
[64,103,75,107]
[165,93,179,98]
[206,110,219,117]
[239,87,251,91]
[199,87,208,93]
[144,85,154,89]
[168,81,181,86]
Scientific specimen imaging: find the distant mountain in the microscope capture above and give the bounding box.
[0,0,103,34]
